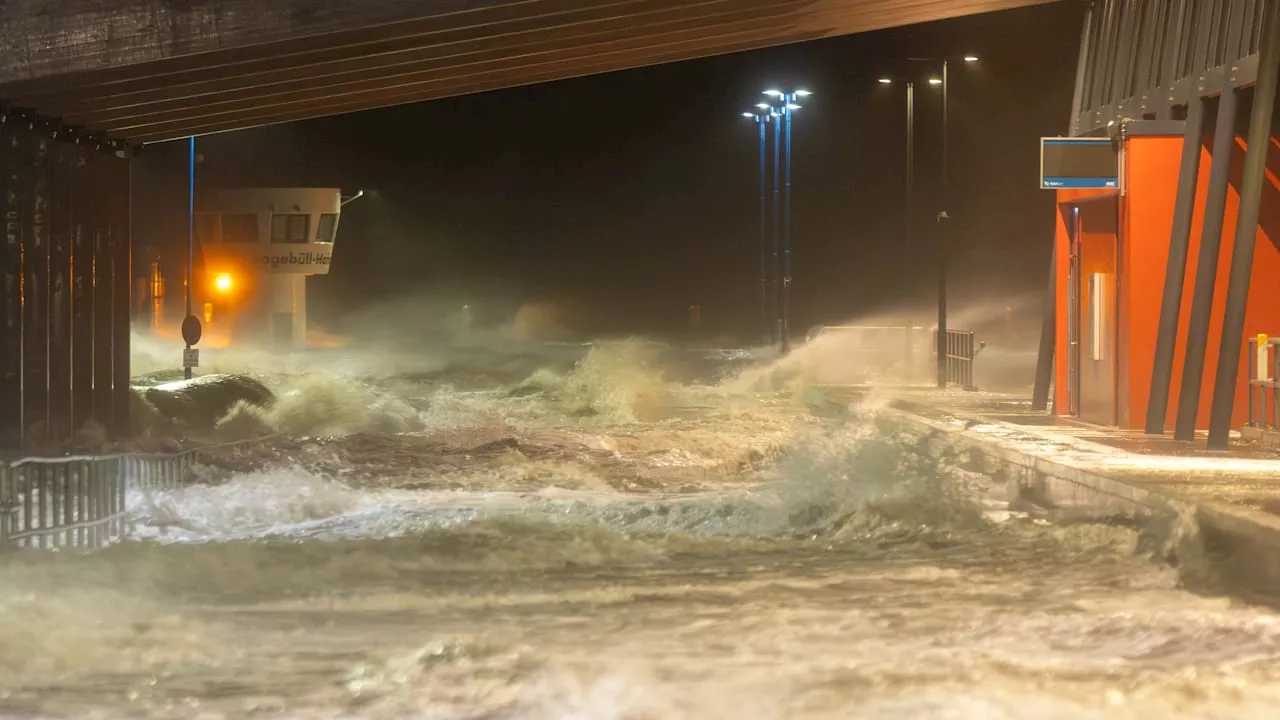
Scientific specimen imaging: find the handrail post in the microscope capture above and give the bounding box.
[1249,337,1258,427]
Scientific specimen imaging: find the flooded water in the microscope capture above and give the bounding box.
[5,337,1280,718]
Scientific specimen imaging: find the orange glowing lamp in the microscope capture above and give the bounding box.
[214,273,233,293]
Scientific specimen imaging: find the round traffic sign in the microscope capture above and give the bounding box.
[181,314,203,346]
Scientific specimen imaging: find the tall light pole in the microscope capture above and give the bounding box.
[908,55,977,387]
[185,135,195,380]
[879,76,916,376]
[763,88,809,354]
[742,107,776,343]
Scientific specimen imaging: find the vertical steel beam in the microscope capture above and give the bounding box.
[1176,89,1240,441]
[1071,2,1097,134]
[48,139,73,444]
[1112,0,1139,102]
[70,146,93,434]
[91,154,114,428]
[1145,96,1206,434]
[0,123,20,450]
[21,126,50,449]
[1208,0,1280,448]
[1032,251,1057,411]
[111,155,131,438]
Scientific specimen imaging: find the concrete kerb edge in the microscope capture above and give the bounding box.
[883,406,1280,560]
[883,407,1178,511]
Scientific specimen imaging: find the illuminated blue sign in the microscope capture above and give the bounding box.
[1040,137,1118,190]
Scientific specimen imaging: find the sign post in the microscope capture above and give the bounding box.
[181,314,202,380]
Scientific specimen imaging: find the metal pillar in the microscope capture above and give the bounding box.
[91,155,114,427]
[1032,250,1056,411]
[1209,2,1280,449]
[1145,97,1206,434]
[781,102,793,354]
[748,112,767,343]
[184,136,195,380]
[48,139,73,443]
[936,59,950,389]
[21,127,51,448]
[0,123,20,449]
[111,153,131,438]
[70,145,94,435]
[1175,90,1239,441]
[771,111,782,347]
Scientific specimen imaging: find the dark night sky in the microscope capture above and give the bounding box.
[137,1,1085,340]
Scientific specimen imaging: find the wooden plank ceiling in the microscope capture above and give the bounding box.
[0,0,1058,145]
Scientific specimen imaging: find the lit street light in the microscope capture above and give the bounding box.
[878,75,932,378]
[904,54,978,388]
[742,105,777,343]
[214,273,233,293]
[761,88,809,354]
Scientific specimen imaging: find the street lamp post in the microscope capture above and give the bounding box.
[908,55,976,387]
[742,108,775,344]
[879,76,917,375]
[763,89,809,353]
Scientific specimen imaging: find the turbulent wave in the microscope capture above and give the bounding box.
[8,329,1280,719]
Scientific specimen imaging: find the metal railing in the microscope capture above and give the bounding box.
[936,329,984,391]
[803,324,982,388]
[0,437,272,551]
[1247,334,1280,430]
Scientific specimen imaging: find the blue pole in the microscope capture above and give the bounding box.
[186,135,195,379]
[782,97,793,354]
[771,111,782,347]
[758,116,768,344]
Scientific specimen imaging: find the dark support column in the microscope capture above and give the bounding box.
[0,124,20,450]
[110,154,131,438]
[1032,250,1056,411]
[1145,97,1206,435]
[48,139,73,444]
[70,146,94,434]
[21,126,50,450]
[1176,90,1240,442]
[91,155,114,429]
[1209,3,1280,449]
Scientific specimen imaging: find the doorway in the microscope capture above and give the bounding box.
[1066,198,1119,425]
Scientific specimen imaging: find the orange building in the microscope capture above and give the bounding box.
[1049,123,1280,436]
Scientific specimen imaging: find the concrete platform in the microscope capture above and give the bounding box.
[817,385,1280,603]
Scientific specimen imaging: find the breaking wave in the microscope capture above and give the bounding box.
[9,328,1280,719]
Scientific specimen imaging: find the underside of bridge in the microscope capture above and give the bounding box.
[0,0,1055,146]
[0,0,1061,452]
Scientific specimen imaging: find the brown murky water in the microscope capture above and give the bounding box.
[4,339,1280,719]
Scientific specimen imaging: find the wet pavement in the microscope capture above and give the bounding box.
[816,385,1280,521]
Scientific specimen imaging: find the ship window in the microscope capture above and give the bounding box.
[315,213,339,243]
[271,213,309,244]
[222,213,259,244]
[194,213,219,245]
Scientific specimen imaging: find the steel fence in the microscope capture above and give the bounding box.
[0,437,270,551]
[804,324,982,388]
[937,329,983,391]
[1248,334,1280,430]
